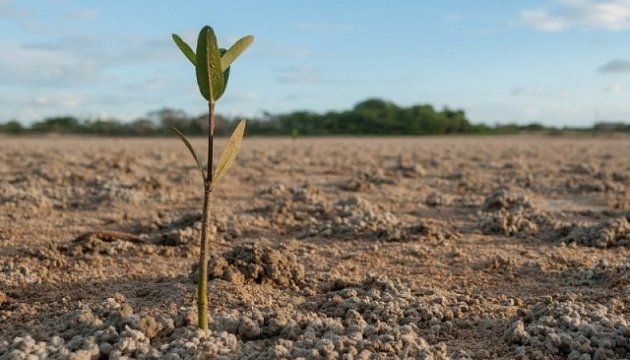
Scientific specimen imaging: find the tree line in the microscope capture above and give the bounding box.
[1,98,628,136]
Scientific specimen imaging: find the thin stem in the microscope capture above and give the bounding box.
[197,100,215,330]
[197,185,211,330]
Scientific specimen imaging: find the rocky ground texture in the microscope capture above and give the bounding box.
[0,135,629,359]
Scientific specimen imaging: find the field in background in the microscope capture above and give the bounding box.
[1,135,628,359]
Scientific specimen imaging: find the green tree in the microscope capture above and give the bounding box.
[0,120,24,134]
[31,116,81,133]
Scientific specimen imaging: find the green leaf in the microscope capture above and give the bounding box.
[195,26,224,102]
[211,120,246,187]
[221,35,254,71]
[220,66,230,98]
[172,34,196,66]
[215,48,231,100]
[171,127,206,181]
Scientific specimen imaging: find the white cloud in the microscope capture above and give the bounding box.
[0,33,178,88]
[33,94,81,107]
[0,92,85,122]
[605,82,624,93]
[0,41,100,86]
[0,30,188,122]
[520,0,630,32]
[520,8,569,31]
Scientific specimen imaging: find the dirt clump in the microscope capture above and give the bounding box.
[339,169,397,192]
[425,191,452,207]
[476,188,573,239]
[314,195,401,240]
[212,276,451,359]
[0,182,54,212]
[0,261,39,287]
[406,219,459,242]
[480,188,534,212]
[0,284,452,359]
[392,157,426,177]
[250,183,326,227]
[253,185,403,241]
[141,211,243,246]
[0,296,236,360]
[197,244,305,288]
[144,212,203,246]
[476,188,540,237]
[570,261,630,291]
[504,297,630,359]
[61,234,140,257]
[562,217,630,248]
[477,209,540,236]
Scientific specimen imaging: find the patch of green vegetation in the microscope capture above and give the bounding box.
[4,101,628,136]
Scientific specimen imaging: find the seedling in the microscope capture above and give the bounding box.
[171,26,253,329]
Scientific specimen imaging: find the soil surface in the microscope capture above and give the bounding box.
[0,135,628,359]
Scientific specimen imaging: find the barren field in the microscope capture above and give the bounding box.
[0,135,628,360]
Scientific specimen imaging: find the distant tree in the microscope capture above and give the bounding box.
[521,123,545,131]
[129,118,156,135]
[149,108,192,134]
[495,123,520,134]
[7,97,618,136]
[0,120,24,134]
[31,116,81,133]
[443,107,471,133]
[214,114,237,136]
[593,122,630,132]
[353,98,396,114]
[85,119,126,135]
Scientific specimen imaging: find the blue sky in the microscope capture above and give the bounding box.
[1,0,629,126]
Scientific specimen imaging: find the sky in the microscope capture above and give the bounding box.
[1,0,629,127]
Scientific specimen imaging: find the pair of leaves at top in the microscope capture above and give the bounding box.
[172,27,253,102]
[172,119,246,188]
[171,26,251,188]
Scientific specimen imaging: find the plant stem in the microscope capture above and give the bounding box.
[198,100,215,330]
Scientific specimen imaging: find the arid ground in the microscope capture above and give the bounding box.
[0,135,628,360]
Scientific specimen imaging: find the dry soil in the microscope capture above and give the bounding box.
[0,135,628,359]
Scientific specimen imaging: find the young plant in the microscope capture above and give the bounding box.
[171,26,253,330]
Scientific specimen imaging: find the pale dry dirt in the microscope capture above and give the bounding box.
[0,135,628,360]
